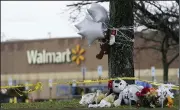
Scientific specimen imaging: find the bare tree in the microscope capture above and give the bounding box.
[66,0,179,83]
[134,1,179,83]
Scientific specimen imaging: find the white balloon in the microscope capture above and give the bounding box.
[75,13,93,31]
[78,21,105,46]
[102,22,108,31]
[87,3,109,23]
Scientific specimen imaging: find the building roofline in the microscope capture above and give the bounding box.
[1,36,81,44]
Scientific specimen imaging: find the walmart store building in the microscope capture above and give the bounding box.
[1,37,179,100]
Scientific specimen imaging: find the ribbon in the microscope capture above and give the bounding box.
[1,77,179,97]
[3,82,42,96]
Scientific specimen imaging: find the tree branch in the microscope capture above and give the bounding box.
[66,1,108,7]
[134,2,179,43]
[134,45,161,51]
[134,2,159,23]
[146,1,178,18]
[167,53,179,66]
[136,32,162,43]
[67,1,97,7]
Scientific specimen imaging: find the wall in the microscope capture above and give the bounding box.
[1,38,108,74]
[1,37,179,100]
[1,37,178,75]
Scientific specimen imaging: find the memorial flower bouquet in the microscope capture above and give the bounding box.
[136,87,160,108]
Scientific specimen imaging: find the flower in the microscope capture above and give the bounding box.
[166,96,173,108]
[136,91,143,97]
[108,80,113,89]
[136,87,150,97]
[71,45,85,65]
[141,87,150,94]
[149,88,157,92]
[136,87,157,108]
[149,88,158,96]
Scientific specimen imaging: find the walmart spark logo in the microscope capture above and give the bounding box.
[71,45,85,65]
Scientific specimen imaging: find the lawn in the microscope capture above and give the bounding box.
[1,96,179,110]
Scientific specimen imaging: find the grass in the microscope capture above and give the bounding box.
[1,96,179,110]
[1,99,84,109]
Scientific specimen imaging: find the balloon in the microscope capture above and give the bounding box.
[78,21,105,46]
[102,22,108,31]
[75,13,93,31]
[87,3,109,23]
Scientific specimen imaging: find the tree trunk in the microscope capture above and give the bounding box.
[162,53,169,83]
[161,37,169,83]
[163,63,169,84]
[108,0,135,84]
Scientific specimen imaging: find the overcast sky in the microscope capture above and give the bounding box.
[1,1,109,41]
[1,1,175,41]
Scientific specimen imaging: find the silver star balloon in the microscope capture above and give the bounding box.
[87,3,109,23]
[75,13,93,31]
[78,20,105,46]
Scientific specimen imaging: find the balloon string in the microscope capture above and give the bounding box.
[109,27,134,42]
[109,26,134,32]
[98,22,134,49]
[102,22,134,43]
[98,40,132,51]
[98,40,131,47]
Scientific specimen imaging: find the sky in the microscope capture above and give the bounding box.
[1,1,109,41]
[1,1,176,42]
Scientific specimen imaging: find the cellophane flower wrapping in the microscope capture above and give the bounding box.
[136,87,161,108]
